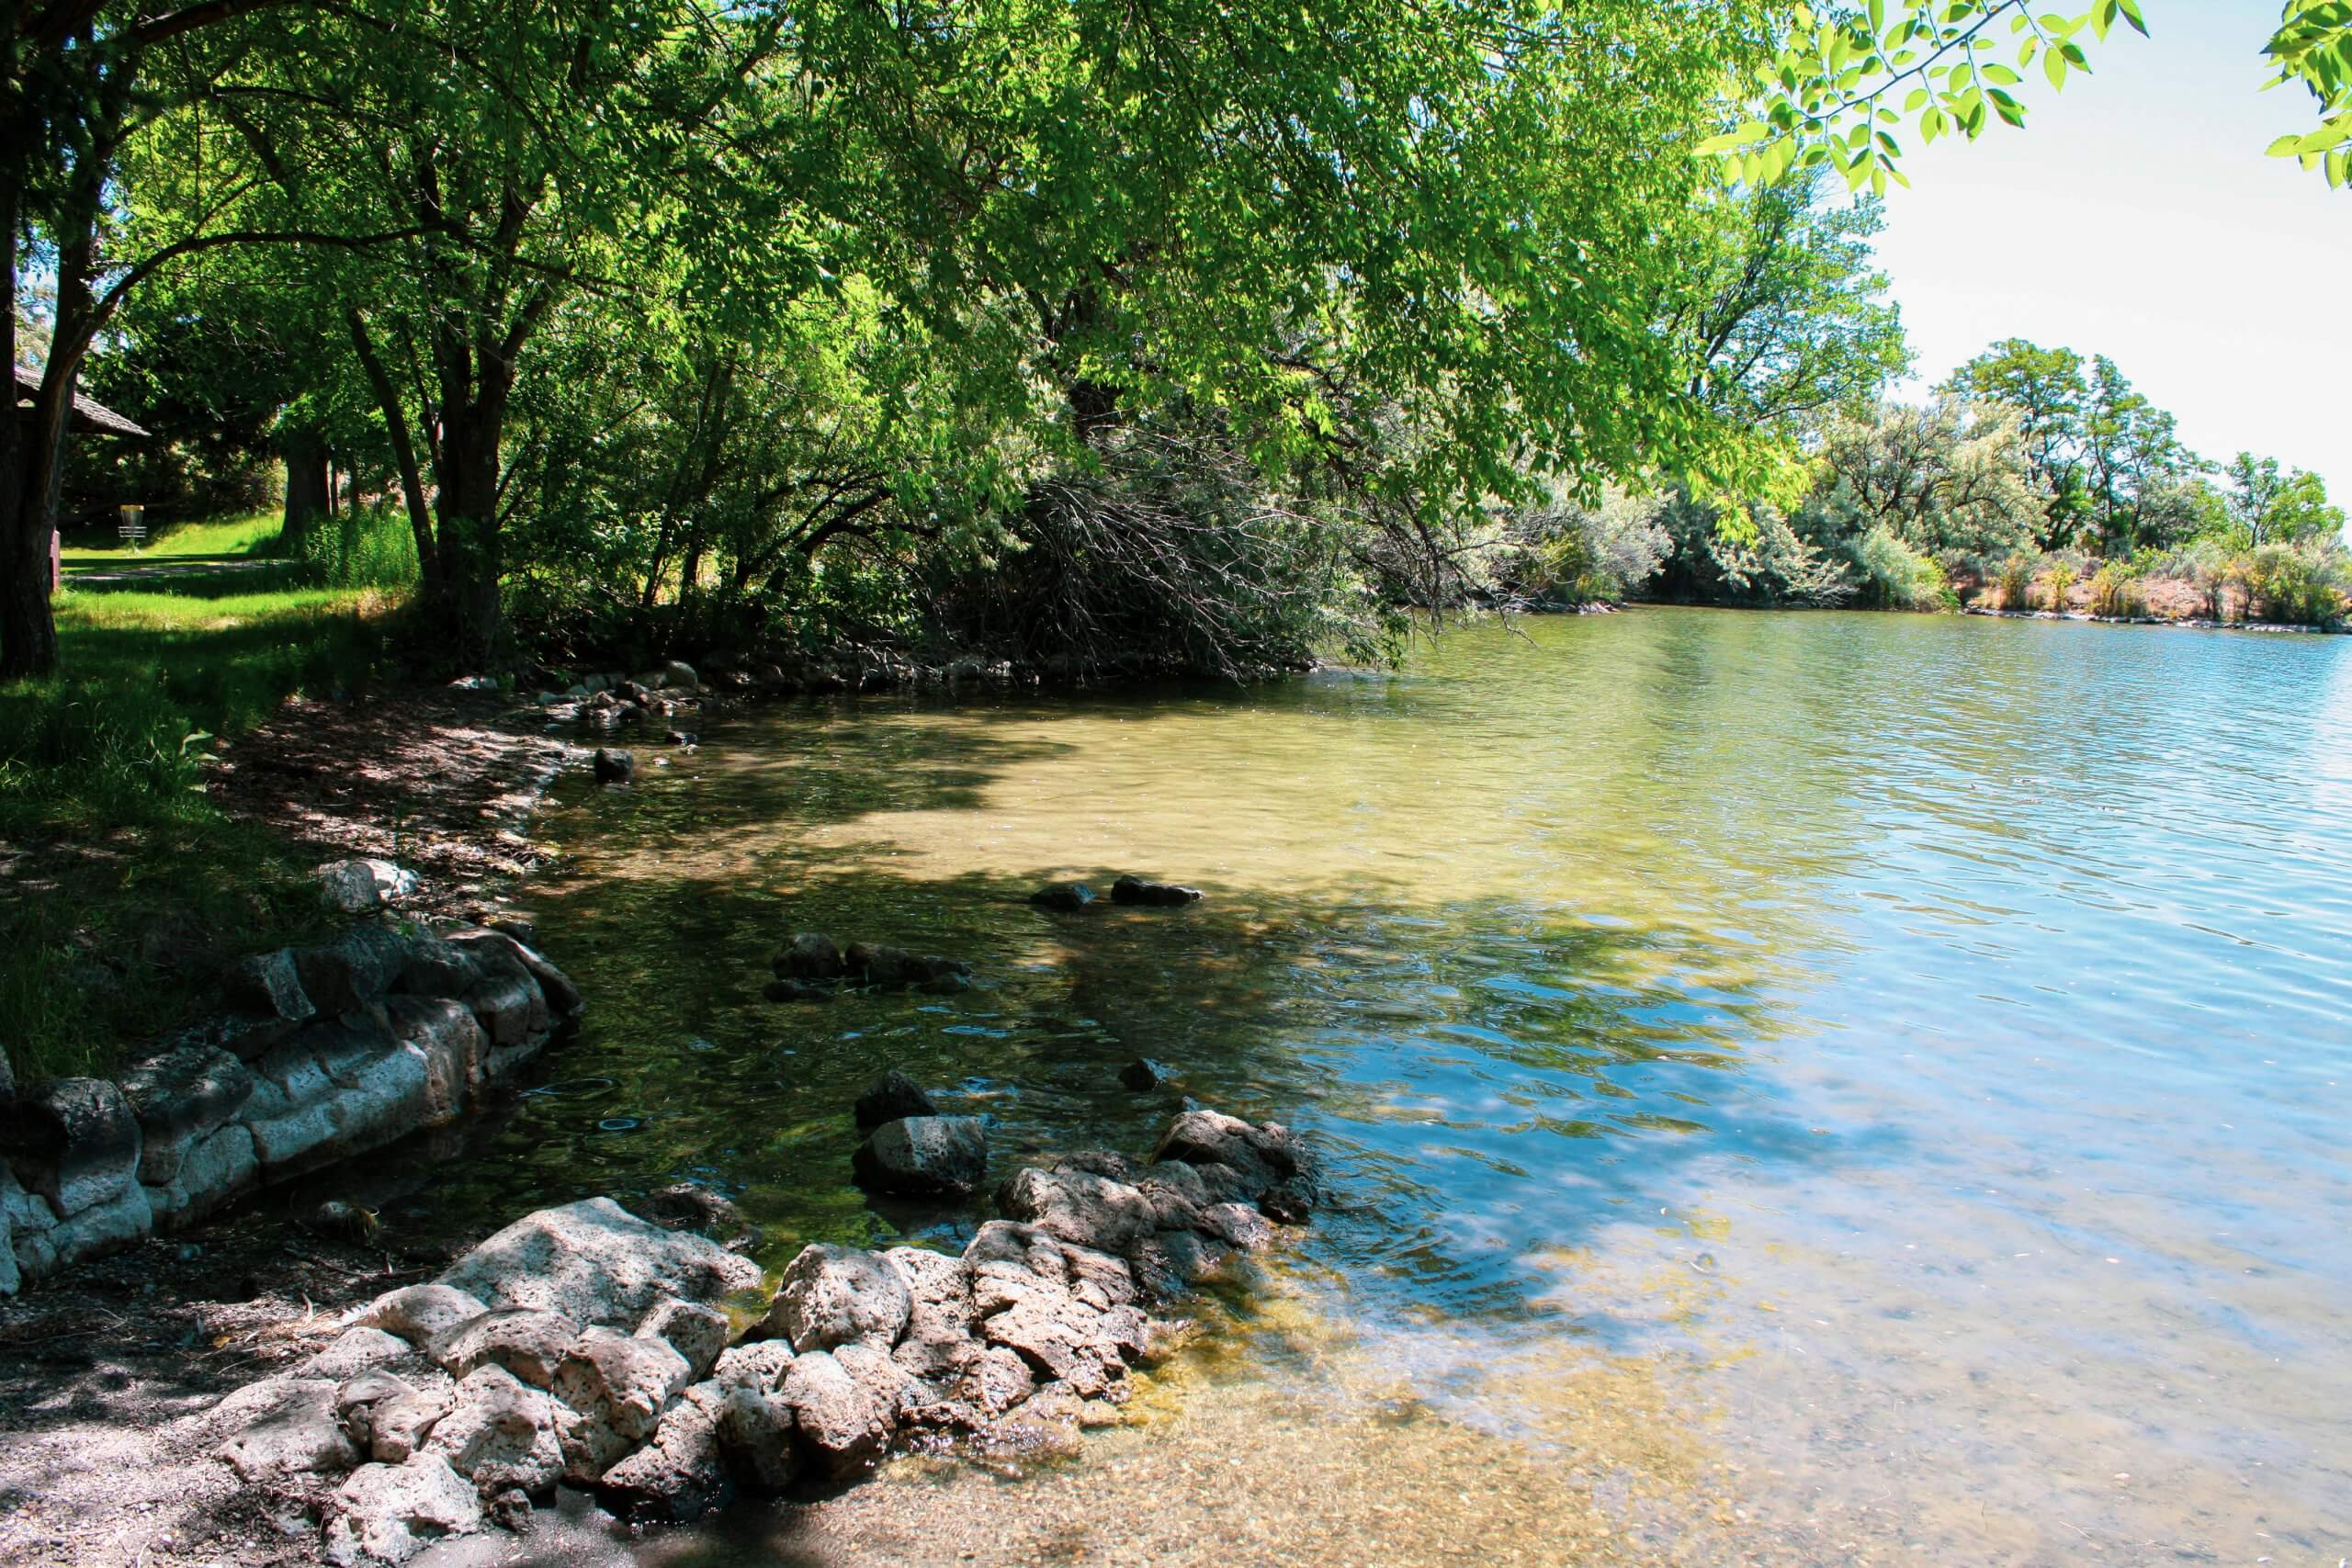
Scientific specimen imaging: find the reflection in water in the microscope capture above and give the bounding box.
[400,609,2349,1563]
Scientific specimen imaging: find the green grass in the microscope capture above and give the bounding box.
[61,507,284,564]
[1,533,413,1086]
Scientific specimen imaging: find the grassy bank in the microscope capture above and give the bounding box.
[0,513,411,1085]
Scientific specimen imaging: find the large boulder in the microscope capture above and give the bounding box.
[367,1387,453,1465]
[220,948,316,1028]
[978,1287,1126,1398]
[423,1364,563,1497]
[0,1077,141,1216]
[143,1122,259,1230]
[322,1454,482,1567]
[853,1068,938,1129]
[711,1382,799,1492]
[852,1115,988,1197]
[437,1197,762,1323]
[309,1326,419,1381]
[763,1243,911,1352]
[1149,1109,1305,1195]
[996,1165,1155,1254]
[294,926,413,1016]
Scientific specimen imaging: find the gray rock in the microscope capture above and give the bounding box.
[368,1389,452,1464]
[627,1181,760,1253]
[41,1178,153,1269]
[294,926,413,1015]
[144,1122,258,1230]
[1028,881,1095,911]
[1260,1179,1316,1224]
[595,1391,728,1522]
[979,1285,1125,1398]
[709,1339,796,1395]
[852,1115,988,1197]
[117,1044,254,1184]
[549,1327,693,1482]
[1149,1108,1304,1195]
[658,660,698,690]
[429,1308,581,1388]
[773,932,845,980]
[463,969,547,1048]
[711,1382,798,1491]
[779,1349,890,1479]
[217,1376,362,1481]
[1133,1161,1210,1231]
[221,947,316,1027]
[963,1221,1069,1314]
[1111,874,1204,907]
[763,1242,910,1352]
[884,1247,980,1380]
[384,996,486,1123]
[964,1344,1036,1416]
[311,1326,419,1381]
[593,748,635,784]
[762,977,832,1004]
[334,1370,419,1447]
[323,1454,482,1566]
[996,1165,1155,1254]
[853,1068,938,1129]
[437,1197,763,1323]
[317,859,420,914]
[1126,1229,1230,1298]
[1060,1243,1142,1312]
[637,1295,729,1381]
[392,938,485,1000]
[424,1364,563,1497]
[832,1341,918,1426]
[842,944,968,990]
[1199,1201,1276,1251]
[0,1076,141,1216]
[356,1283,491,1348]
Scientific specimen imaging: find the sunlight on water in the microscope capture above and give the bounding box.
[404,609,2351,1563]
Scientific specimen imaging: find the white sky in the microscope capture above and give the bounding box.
[1871,0,2349,502]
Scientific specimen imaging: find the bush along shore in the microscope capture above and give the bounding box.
[197,1089,1317,1564]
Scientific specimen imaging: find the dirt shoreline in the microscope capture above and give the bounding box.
[0,683,588,1566]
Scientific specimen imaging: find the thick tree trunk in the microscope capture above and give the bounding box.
[281,427,330,550]
[432,408,506,668]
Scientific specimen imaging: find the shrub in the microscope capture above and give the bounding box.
[1996,553,2037,611]
[2043,562,2076,613]
[2242,545,2349,626]
[1849,525,1954,610]
[2086,561,2143,619]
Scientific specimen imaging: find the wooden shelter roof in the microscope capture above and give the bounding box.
[14,363,151,439]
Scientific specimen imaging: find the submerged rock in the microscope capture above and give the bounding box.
[1027,881,1094,912]
[773,932,845,980]
[1117,1057,1164,1091]
[852,1115,988,1197]
[761,977,832,1004]
[1110,874,1203,907]
[842,943,970,990]
[853,1068,939,1130]
[592,749,635,784]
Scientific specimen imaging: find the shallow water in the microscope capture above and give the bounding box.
[416,609,2352,1564]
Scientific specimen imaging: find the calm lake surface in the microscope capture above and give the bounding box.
[421,608,2352,1565]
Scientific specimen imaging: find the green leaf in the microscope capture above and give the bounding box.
[2044,46,2069,88]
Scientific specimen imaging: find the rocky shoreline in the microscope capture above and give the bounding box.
[197,1095,1316,1564]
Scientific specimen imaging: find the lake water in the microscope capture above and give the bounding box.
[416,608,2352,1565]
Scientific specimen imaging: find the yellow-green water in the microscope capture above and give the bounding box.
[407,608,2352,1564]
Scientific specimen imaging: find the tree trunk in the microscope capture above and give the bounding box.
[432,405,507,668]
[345,310,440,584]
[281,427,330,550]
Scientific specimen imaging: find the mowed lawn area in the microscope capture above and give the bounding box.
[1,512,411,1081]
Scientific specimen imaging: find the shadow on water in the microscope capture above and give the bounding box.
[368,680,1885,1351]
